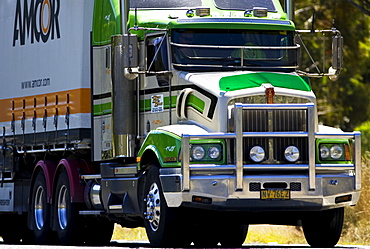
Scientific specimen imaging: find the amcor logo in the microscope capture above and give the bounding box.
[13,0,61,46]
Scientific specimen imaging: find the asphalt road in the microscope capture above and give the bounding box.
[0,241,368,249]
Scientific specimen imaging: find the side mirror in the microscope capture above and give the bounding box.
[329,35,343,81]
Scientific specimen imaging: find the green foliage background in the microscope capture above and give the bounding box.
[286,0,370,132]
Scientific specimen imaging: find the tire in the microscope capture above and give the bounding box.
[142,166,190,247]
[302,207,344,247]
[54,169,83,245]
[30,171,56,244]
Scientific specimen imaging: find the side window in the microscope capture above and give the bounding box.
[146,34,170,86]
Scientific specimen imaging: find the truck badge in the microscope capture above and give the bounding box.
[151,94,164,113]
[265,87,275,104]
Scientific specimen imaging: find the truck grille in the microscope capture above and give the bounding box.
[241,109,307,132]
[229,108,309,164]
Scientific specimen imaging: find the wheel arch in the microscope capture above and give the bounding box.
[30,160,57,204]
[139,147,162,171]
[53,159,85,203]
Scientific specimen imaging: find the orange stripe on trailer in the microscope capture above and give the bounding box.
[0,88,91,123]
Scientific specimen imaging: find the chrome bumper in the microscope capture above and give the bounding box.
[170,103,361,210]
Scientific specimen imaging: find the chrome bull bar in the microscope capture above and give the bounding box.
[181,103,361,192]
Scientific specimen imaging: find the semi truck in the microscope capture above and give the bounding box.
[0,0,361,247]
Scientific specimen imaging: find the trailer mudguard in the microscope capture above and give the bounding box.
[31,160,57,204]
[55,159,85,203]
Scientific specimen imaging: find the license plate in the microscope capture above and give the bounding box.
[260,189,290,200]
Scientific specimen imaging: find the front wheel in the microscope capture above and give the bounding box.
[302,207,344,247]
[142,166,190,247]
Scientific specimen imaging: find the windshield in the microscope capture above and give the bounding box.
[171,29,298,72]
[213,0,277,11]
[131,0,202,8]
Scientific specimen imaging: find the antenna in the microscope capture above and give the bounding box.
[134,8,138,30]
[310,7,316,33]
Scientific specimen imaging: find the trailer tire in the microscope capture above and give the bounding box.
[142,166,189,247]
[302,207,344,247]
[30,171,56,244]
[54,169,83,245]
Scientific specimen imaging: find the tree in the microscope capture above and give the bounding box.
[293,0,370,131]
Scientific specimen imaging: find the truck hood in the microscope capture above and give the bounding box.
[179,71,311,94]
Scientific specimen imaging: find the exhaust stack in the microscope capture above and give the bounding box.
[285,0,294,21]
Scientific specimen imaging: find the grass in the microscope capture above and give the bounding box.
[111,224,307,245]
[112,156,370,246]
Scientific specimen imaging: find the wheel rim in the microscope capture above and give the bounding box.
[145,182,161,231]
[34,186,45,230]
[57,185,68,229]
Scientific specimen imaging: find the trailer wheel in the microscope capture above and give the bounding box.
[302,207,344,247]
[30,171,56,244]
[143,166,189,247]
[54,169,83,245]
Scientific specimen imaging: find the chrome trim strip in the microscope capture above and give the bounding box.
[182,135,190,191]
[235,104,243,190]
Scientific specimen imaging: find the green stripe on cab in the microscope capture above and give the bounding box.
[219,73,311,92]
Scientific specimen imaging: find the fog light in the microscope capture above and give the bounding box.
[250,146,265,162]
[284,146,300,162]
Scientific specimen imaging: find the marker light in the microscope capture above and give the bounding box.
[253,7,268,17]
[284,146,300,162]
[196,8,210,17]
[250,146,265,162]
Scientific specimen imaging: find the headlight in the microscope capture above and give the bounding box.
[319,143,346,161]
[189,144,223,162]
[320,145,330,159]
[208,146,220,159]
[191,146,205,160]
[330,145,343,159]
[250,146,265,162]
[284,146,300,162]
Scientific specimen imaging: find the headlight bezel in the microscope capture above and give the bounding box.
[318,142,349,161]
[189,143,223,162]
